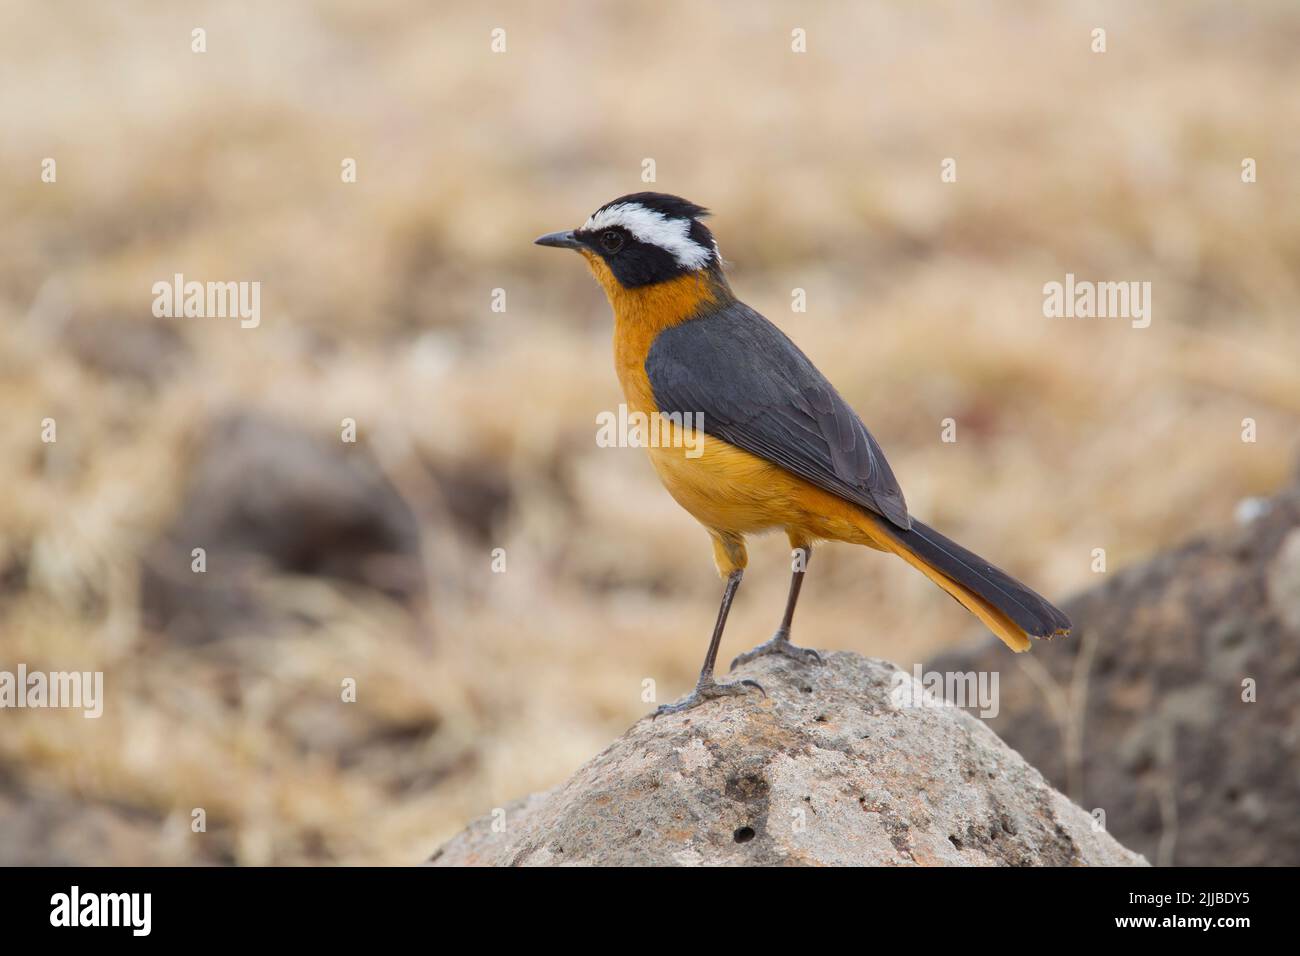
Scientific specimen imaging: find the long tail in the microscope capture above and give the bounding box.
[870,516,1072,652]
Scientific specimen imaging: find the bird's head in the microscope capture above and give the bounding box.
[535,193,724,294]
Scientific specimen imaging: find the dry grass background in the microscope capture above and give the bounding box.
[1,0,1298,864]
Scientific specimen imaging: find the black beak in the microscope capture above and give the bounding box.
[534,230,582,250]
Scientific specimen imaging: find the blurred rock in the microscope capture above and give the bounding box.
[929,482,1300,866]
[0,771,212,866]
[428,652,1146,866]
[428,457,511,546]
[61,313,189,385]
[142,414,424,643]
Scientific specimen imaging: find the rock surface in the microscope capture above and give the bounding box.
[929,482,1300,866]
[430,652,1147,866]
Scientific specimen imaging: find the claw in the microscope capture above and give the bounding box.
[652,677,766,718]
[730,633,823,671]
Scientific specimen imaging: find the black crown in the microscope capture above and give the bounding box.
[595,192,710,222]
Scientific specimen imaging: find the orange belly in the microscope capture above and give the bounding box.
[644,416,886,549]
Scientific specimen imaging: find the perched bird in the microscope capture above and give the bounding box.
[536,193,1071,714]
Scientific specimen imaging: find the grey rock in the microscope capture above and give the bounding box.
[429,652,1147,866]
[930,481,1300,866]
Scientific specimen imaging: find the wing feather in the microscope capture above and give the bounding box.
[645,301,910,529]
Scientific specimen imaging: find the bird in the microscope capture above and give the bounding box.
[535,192,1071,715]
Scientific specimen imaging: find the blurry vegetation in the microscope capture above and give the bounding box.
[0,0,1298,862]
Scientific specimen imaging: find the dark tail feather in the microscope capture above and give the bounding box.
[878,518,1072,646]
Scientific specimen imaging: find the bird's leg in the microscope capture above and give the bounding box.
[654,569,765,717]
[730,543,822,670]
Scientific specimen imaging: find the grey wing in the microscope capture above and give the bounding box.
[645,301,910,529]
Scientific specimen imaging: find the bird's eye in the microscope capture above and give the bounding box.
[599,230,624,254]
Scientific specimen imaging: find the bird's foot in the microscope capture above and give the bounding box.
[653,676,766,718]
[730,631,822,671]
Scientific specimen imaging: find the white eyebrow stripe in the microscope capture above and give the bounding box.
[583,203,713,269]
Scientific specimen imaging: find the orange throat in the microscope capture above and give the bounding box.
[581,251,729,413]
